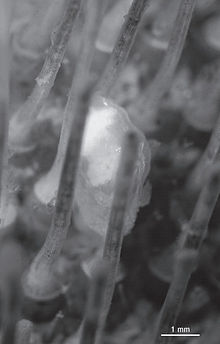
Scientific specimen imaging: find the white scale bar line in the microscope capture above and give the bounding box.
[161,334,201,337]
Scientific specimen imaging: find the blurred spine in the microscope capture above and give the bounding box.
[95,132,140,344]
[96,0,133,54]
[97,0,152,96]
[153,165,220,344]
[137,0,196,134]
[0,0,12,226]
[0,240,27,344]
[22,0,103,304]
[183,61,220,132]
[22,81,93,302]
[79,262,109,344]
[9,0,82,152]
[186,107,220,195]
[25,0,107,236]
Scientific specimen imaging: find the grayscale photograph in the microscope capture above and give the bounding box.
[0,0,219,343]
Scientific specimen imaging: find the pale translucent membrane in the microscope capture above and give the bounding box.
[203,15,220,52]
[35,96,151,238]
[74,96,151,237]
[96,0,133,53]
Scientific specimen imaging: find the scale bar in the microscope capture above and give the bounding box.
[161,334,200,337]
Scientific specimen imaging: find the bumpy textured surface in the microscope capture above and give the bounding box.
[74,95,151,237]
